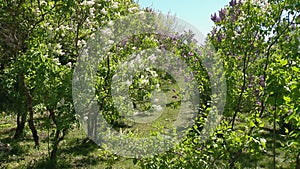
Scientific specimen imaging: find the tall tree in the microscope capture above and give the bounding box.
[0,0,140,162]
[208,0,300,167]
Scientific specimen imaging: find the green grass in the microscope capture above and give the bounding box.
[0,114,139,169]
[0,80,182,168]
[1,78,297,168]
[123,82,181,137]
[0,108,298,168]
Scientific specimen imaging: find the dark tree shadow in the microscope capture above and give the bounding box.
[0,128,31,167]
[29,138,101,169]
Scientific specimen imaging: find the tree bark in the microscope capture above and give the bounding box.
[49,108,66,160]
[28,117,39,147]
[14,107,27,138]
[20,73,39,147]
[50,130,60,160]
[14,74,27,139]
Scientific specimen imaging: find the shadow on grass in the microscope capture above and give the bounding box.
[0,126,15,136]
[237,151,268,168]
[61,138,99,156]
[30,139,102,168]
[235,127,297,168]
[0,128,32,167]
[62,139,106,168]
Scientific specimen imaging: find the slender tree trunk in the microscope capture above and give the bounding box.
[50,130,60,160]
[50,129,65,169]
[49,108,66,161]
[28,116,39,147]
[14,75,27,139]
[50,130,59,169]
[14,107,27,138]
[50,129,66,159]
[20,74,39,147]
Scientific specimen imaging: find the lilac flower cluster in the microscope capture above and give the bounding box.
[259,75,266,87]
[229,0,238,7]
[210,0,242,23]
[211,13,221,23]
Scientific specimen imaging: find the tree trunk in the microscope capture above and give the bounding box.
[50,129,66,160]
[14,107,27,138]
[50,130,60,160]
[28,117,39,147]
[50,137,59,169]
[20,73,39,147]
[14,75,27,139]
[49,108,66,161]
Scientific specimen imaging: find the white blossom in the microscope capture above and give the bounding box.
[125,80,131,86]
[54,43,65,56]
[101,8,108,15]
[53,58,61,65]
[112,2,118,9]
[108,20,114,26]
[134,54,142,64]
[101,28,112,36]
[150,70,158,77]
[138,11,145,15]
[41,0,47,5]
[89,7,95,16]
[153,98,159,102]
[81,0,95,6]
[34,8,41,15]
[65,26,72,30]
[53,58,59,62]
[56,43,62,49]
[108,40,114,45]
[67,62,72,67]
[84,116,88,121]
[141,78,149,85]
[78,39,87,47]
[156,83,160,89]
[153,105,163,111]
[87,0,95,6]
[128,6,138,13]
[129,61,134,69]
[43,54,48,59]
[148,54,156,62]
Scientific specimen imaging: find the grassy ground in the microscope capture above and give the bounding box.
[0,113,140,169]
[1,78,298,168]
[1,113,297,168]
[0,79,182,168]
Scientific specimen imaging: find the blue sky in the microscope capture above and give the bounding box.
[135,0,230,36]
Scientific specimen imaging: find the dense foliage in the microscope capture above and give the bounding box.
[139,0,300,168]
[0,0,299,168]
[0,0,140,165]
